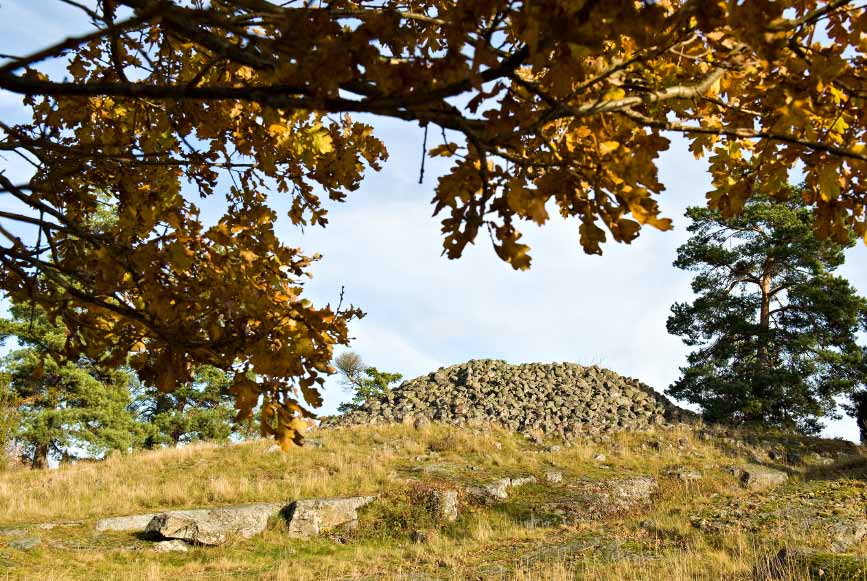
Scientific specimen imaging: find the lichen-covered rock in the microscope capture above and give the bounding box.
[153,539,189,553]
[467,479,511,502]
[321,360,693,437]
[8,537,40,550]
[740,464,788,491]
[285,496,376,538]
[430,490,459,523]
[830,520,867,552]
[145,503,284,546]
[545,470,563,484]
[541,476,658,522]
[609,477,658,506]
[467,475,539,502]
[96,514,157,533]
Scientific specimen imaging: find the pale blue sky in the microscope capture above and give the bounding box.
[1,1,865,441]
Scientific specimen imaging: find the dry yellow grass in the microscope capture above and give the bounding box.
[0,423,863,580]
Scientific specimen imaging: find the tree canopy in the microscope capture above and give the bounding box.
[667,191,867,434]
[1,0,867,444]
[0,303,142,467]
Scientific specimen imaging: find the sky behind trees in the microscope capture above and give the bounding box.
[2,0,866,440]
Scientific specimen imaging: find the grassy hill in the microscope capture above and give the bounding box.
[1,423,866,580]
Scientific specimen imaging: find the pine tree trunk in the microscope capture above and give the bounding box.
[753,257,774,423]
[758,269,772,368]
[31,442,49,469]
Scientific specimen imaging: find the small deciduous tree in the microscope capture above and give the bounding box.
[334,352,402,413]
[667,190,867,434]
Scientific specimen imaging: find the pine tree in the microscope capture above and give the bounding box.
[0,304,143,468]
[667,191,867,434]
[131,366,242,448]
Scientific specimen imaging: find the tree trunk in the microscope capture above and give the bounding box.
[758,258,773,369]
[31,442,49,469]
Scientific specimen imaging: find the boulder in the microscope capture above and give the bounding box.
[468,478,511,501]
[96,514,157,533]
[430,490,459,523]
[145,503,284,546]
[739,464,788,491]
[285,496,376,538]
[831,521,867,552]
[153,539,189,553]
[609,477,658,505]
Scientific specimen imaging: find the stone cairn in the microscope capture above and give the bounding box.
[322,359,694,438]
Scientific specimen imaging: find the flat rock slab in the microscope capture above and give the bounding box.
[96,514,157,533]
[285,496,377,538]
[8,537,40,550]
[740,464,788,491]
[542,476,658,522]
[146,503,285,546]
[467,475,538,502]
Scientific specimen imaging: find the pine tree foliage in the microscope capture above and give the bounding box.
[667,191,867,434]
[0,304,142,467]
[131,366,241,448]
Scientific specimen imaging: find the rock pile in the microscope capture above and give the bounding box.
[324,359,693,437]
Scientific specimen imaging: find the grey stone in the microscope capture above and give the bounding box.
[430,490,459,523]
[9,537,40,550]
[38,521,82,530]
[480,479,511,501]
[285,496,376,538]
[153,539,189,553]
[96,514,157,533]
[0,529,27,538]
[509,476,537,488]
[145,503,285,546]
[740,464,788,491]
[545,470,563,484]
[610,477,658,504]
[830,521,867,552]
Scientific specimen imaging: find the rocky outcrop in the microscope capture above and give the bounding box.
[285,496,377,538]
[322,359,693,437]
[145,503,284,546]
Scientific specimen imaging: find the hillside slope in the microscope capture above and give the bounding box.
[0,422,866,580]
